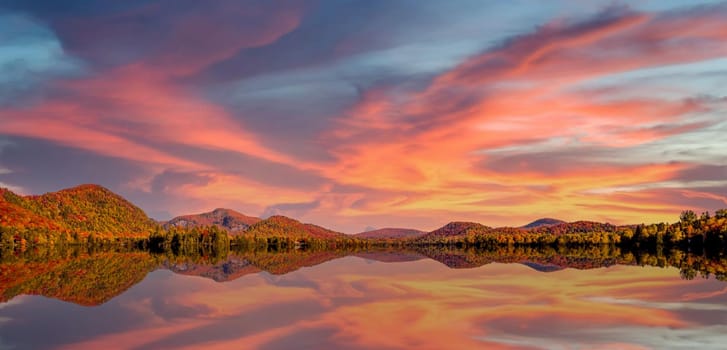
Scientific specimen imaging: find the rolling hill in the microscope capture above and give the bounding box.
[528,221,618,235]
[245,215,346,240]
[420,222,492,239]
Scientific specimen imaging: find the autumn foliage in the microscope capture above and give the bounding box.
[1,185,726,256]
[1,185,157,246]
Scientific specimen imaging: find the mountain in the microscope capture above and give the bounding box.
[245,215,346,239]
[2,183,711,250]
[1,184,346,245]
[164,256,261,282]
[354,228,426,239]
[0,188,64,232]
[522,218,566,229]
[1,184,157,241]
[164,208,260,235]
[421,222,491,239]
[529,221,618,235]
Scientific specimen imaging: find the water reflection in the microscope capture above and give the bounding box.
[2,246,727,349]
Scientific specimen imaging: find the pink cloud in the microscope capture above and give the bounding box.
[2,3,725,230]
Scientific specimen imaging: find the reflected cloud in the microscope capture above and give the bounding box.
[3,256,721,350]
[583,296,727,311]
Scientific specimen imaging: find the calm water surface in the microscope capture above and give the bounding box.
[2,254,727,349]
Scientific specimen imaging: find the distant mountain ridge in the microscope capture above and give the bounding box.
[0,184,656,245]
[164,208,260,235]
[522,218,566,229]
[0,185,355,244]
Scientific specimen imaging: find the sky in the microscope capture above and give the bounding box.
[0,0,726,233]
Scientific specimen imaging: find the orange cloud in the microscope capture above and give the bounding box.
[313,5,727,228]
[2,3,725,231]
[0,0,307,171]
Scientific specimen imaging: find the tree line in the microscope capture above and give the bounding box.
[2,209,727,256]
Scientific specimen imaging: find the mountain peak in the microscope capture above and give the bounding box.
[522,218,566,229]
[61,184,113,194]
[211,208,236,214]
[164,208,260,234]
[71,183,107,190]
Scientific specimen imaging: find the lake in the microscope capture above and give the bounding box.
[2,247,727,349]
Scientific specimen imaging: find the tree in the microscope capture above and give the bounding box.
[665,227,684,245]
[0,227,15,247]
[680,210,697,224]
[633,225,646,244]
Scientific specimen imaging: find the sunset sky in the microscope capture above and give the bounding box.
[0,0,726,233]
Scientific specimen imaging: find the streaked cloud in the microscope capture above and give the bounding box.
[0,1,726,231]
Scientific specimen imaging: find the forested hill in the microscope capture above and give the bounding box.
[1,184,157,243]
[1,184,727,251]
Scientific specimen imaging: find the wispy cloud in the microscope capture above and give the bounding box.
[1,1,726,231]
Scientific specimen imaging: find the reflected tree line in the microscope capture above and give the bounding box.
[3,235,727,307]
[0,235,727,305]
[2,210,727,306]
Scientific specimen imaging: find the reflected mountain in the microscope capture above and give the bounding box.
[0,248,157,306]
[163,257,261,282]
[520,261,565,272]
[3,244,727,307]
[353,250,426,263]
